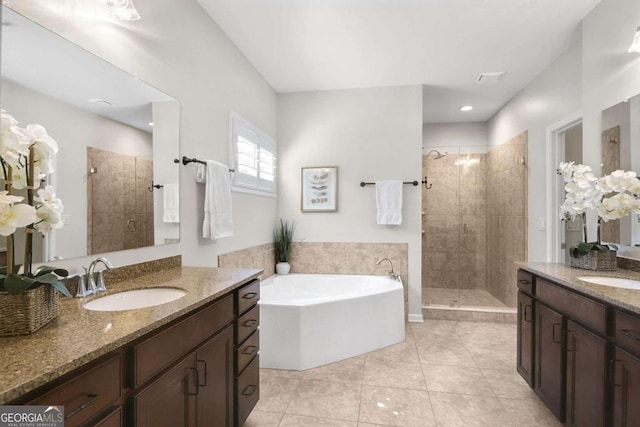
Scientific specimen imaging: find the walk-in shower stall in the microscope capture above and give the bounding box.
[421,141,527,313]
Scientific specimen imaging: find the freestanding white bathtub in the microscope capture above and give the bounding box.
[259,274,405,370]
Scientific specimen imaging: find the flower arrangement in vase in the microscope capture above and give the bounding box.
[0,109,70,335]
[274,218,295,275]
[558,162,640,270]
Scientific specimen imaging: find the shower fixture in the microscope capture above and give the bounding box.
[426,149,447,159]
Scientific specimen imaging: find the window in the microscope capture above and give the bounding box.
[229,111,276,196]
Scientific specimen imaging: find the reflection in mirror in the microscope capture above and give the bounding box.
[601,94,640,247]
[0,6,180,263]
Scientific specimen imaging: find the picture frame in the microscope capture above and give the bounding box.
[301,166,338,212]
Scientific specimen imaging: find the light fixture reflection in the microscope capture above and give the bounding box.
[99,0,141,21]
[629,26,640,53]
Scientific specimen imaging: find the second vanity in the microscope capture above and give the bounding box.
[0,266,262,427]
[516,263,640,427]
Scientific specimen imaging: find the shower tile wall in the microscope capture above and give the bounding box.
[422,153,487,296]
[88,147,154,255]
[486,131,528,307]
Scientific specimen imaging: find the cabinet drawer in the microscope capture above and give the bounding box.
[29,354,121,427]
[133,295,233,387]
[615,310,640,356]
[94,407,122,427]
[237,304,260,344]
[237,330,259,374]
[517,270,534,295]
[536,278,606,336]
[237,279,260,315]
[236,355,259,426]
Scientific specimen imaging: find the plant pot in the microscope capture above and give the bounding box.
[569,249,617,271]
[276,262,291,275]
[0,285,59,336]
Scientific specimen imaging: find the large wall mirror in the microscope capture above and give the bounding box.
[1,5,180,263]
[601,94,640,248]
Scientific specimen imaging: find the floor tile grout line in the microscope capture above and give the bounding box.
[412,323,443,426]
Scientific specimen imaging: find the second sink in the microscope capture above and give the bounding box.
[577,276,640,290]
[83,288,187,311]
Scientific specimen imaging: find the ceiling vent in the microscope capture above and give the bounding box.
[476,72,506,84]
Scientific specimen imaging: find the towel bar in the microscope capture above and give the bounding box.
[174,156,235,172]
[360,181,419,187]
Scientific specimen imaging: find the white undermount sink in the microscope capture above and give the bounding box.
[577,276,640,290]
[83,288,187,311]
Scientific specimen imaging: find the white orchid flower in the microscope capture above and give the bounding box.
[27,125,58,177]
[0,114,31,168]
[34,185,64,234]
[599,193,636,221]
[558,162,575,182]
[0,202,37,236]
[0,190,24,205]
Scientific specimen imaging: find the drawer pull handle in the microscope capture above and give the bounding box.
[242,292,258,300]
[552,323,562,344]
[518,279,531,285]
[621,329,640,341]
[197,359,208,387]
[242,345,258,355]
[66,394,98,419]
[242,385,257,396]
[243,319,258,328]
[186,367,199,396]
[610,359,623,387]
[523,305,532,323]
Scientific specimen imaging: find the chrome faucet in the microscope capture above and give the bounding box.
[87,257,113,293]
[376,258,400,281]
[75,257,114,297]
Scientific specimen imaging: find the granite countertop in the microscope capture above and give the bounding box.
[517,262,640,315]
[0,266,262,404]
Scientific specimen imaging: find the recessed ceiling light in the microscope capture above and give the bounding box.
[148,122,154,127]
[460,106,474,112]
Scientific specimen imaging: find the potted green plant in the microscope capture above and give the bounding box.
[274,218,295,275]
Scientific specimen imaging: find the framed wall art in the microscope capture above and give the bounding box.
[301,166,338,212]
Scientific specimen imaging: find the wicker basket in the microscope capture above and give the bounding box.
[0,285,59,337]
[569,249,617,271]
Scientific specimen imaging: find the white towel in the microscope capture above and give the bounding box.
[196,160,233,239]
[162,183,180,223]
[376,181,403,225]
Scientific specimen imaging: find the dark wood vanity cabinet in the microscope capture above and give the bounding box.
[234,279,260,426]
[533,301,565,420]
[612,309,640,426]
[12,277,260,427]
[516,269,628,426]
[565,320,607,427]
[516,273,534,387]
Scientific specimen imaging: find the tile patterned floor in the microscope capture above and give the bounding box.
[423,288,509,308]
[244,320,561,427]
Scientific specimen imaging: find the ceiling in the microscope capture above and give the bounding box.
[197,0,601,123]
[2,6,174,132]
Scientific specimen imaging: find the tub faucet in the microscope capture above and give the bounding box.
[376,258,399,281]
[87,257,113,293]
